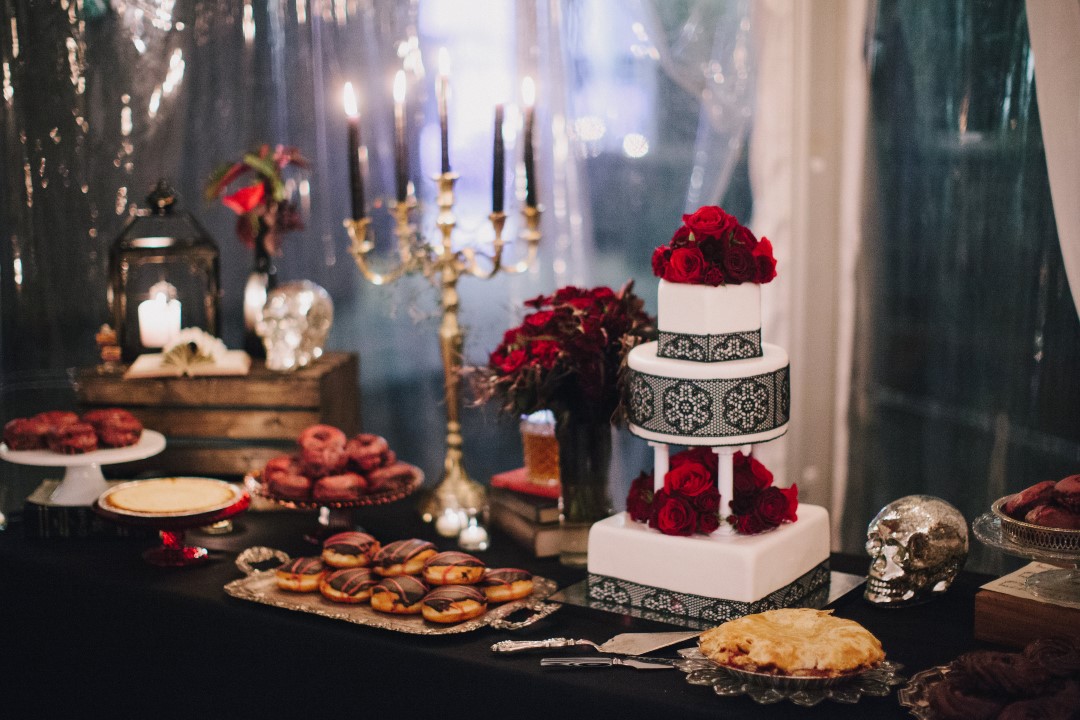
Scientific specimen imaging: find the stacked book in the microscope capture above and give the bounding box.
[489,468,561,558]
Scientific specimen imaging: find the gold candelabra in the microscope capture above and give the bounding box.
[345,173,541,535]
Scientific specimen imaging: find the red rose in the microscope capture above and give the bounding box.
[651,246,671,278]
[664,461,713,497]
[705,266,725,286]
[752,237,777,283]
[498,349,527,374]
[697,511,721,534]
[682,206,737,239]
[734,512,770,535]
[525,310,555,328]
[722,243,755,283]
[734,451,773,489]
[730,483,758,515]
[669,225,693,248]
[664,246,707,284]
[693,489,720,514]
[221,183,266,215]
[650,491,698,536]
[626,471,654,523]
[754,486,790,527]
[779,484,799,522]
[731,223,759,250]
[671,446,719,476]
[529,340,561,369]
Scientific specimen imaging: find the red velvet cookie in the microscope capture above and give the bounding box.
[1054,474,1080,513]
[3,417,51,450]
[84,408,143,448]
[1003,480,1057,519]
[47,422,98,454]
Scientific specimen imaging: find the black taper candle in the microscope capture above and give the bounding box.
[347,117,365,220]
[493,103,505,213]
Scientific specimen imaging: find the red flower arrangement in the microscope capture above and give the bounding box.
[651,205,777,286]
[626,448,798,536]
[474,283,653,420]
[204,144,308,255]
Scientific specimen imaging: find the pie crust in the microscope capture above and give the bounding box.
[698,608,885,678]
[103,478,238,515]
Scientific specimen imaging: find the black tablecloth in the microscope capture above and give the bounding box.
[0,500,997,719]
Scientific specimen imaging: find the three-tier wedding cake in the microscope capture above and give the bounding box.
[586,206,830,626]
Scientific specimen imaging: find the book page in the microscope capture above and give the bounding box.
[981,562,1064,602]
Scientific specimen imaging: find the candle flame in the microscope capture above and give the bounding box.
[522,76,535,106]
[438,47,450,78]
[393,70,406,104]
[343,81,359,118]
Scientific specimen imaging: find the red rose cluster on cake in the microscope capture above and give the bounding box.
[271,531,534,624]
[260,423,414,503]
[3,408,143,454]
[651,206,777,287]
[626,448,798,536]
[1001,474,1080,530]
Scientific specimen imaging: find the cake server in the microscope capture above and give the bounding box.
[540,656,678,670]
[491,629,699,656]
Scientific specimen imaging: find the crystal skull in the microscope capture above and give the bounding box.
[256,280,333,372]
[864,495,969,606]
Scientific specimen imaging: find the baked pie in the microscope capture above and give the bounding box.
[698,608,885,678]
[102,477,239,515]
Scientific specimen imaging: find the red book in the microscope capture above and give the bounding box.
[490,467,561,499]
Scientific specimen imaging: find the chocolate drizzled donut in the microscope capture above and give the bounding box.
[323,531,379,557]
[373,575,429,605]
[324,568,379,595]
[422,585,486,612]
[279,557,326,575]
[374,539,435,567]
[481,568,533,586]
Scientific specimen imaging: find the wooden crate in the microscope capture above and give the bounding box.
[74,352,359,478]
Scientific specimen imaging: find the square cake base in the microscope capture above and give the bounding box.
[586,505,830,625]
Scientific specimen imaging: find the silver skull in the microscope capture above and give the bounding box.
[256,280,333,372]
[864,495,969,606]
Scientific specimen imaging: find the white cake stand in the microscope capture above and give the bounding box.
[0,430,166,506]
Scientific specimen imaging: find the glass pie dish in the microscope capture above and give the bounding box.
[673,647,905,707]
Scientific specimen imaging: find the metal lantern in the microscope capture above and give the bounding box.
[108,180,221,362]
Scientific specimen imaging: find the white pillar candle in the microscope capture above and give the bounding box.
[138,292,181,348]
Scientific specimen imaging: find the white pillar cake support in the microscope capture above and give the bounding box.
[648,442,669,493]
[713,446,737,536]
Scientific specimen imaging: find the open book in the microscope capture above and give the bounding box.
[124,349,251,379]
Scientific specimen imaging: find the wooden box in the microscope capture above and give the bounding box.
[74,352,359,478]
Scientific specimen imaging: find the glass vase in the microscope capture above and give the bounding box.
[243,228,276,358]
[553,409,613,567]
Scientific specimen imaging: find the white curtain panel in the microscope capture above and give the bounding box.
[1025,0,1080,320]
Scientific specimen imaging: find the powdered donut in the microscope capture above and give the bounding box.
[266,472,312,502]
[345,433,392,472]
[366,461,416,493]
[3,417,51,450]
[297,424,348,478]
[312,472,366,503]
[47,422,98,454]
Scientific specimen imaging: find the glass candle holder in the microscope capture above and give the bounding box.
[520,410,559,487]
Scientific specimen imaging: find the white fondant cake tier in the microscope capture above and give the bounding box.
[587,505,829,602]
[625,341,789,446]
[658,280,759,336]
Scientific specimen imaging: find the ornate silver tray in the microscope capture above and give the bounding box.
[673,647,905,707]
[989,496,1080,553]
[896,664,947,719]
[224,546,561,635]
